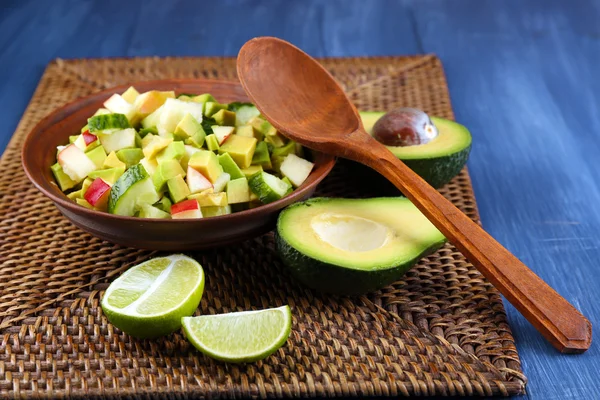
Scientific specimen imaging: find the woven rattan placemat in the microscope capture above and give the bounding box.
[0,56,526,398]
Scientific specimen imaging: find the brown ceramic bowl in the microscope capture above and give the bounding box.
[22,79,335,250]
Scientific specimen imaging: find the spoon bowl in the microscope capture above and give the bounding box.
[237,37,362,152]
[237,37,591,353]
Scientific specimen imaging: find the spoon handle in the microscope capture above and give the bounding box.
[363,137,591,353]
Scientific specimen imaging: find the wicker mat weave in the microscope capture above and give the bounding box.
[0,56,526,398]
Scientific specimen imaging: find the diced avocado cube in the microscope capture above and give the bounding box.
[236,125,253,137]
[192,93,216,104]
[51,163,77,191]
[81,177,94,194]
[139,204,171,219]
[271,155,285,174]
[167,175,191,203]
[181,145,201,170]
[139,127,158,137]
[139,157,159,175]
[69,135,79,144]
[226,178,251,204]
[142,134,173,159]
[205,134,220,151]
[271,140,297,158]
[218,135,257,169]
[67,189,83,200]
[76,198,96,210]
[121,86,140,103]
[217,152,244,180]
[141,133,156,148]
[81,125,89,134]
[88,167,125,185]
[251,141,272,169]
[188,192,228,207]
[103,151,127,169]
[203,102,227,118]
[212,109,236,126]
[249,116,277,137]
[135,131,143,148]
[264,131,287,148]
[176,95,194,102]
[175,113,206,142]
[188,150,223,183]
[184,130,206,148]
[86,146,107,169]
[241,165,263,179]
[116,148,144,168]
[153,159,186,192]
[156,141,185,164]
[154,196,172,213]
[201,205,231,217]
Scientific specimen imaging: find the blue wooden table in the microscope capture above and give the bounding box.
[2,0,599,398]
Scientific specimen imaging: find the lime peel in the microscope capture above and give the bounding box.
[101,254,204,339]
[181,305,292,363]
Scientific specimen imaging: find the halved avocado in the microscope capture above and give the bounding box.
[360,112,472,188]
[276,197,446,295]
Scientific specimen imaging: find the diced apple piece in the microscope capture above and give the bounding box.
[280,154,314,187]
[171,199,203,219]
[104,94,138,124]
[212,172,231,193]
[212,126,235,145]
[73,130,99,151]
[158,98,203,136]
[134,90,175,118]
[187,166,213,194]
[141,104,165,130]
[57,144,97,182]
[121,86,140,103]
[93,108,111,116]
[82,130,98,146]
[84,178,111,210]
[98,128,136,153]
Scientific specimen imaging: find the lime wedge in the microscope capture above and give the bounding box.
[181,305,292,363]
[101,254,204,338]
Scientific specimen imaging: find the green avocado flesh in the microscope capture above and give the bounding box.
[360,112,472,188]
[276,197,446,295]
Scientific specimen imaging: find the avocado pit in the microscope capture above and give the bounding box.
[372,107,438,147]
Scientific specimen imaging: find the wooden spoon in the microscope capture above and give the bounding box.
[237,37,591,353]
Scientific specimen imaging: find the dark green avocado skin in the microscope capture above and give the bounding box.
[275,230,445,295]
[403,144,471,188]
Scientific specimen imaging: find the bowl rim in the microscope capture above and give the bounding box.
[21,78,336,223]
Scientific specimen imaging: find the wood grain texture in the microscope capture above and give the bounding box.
[237,36,591,354]
[1,0,599,398]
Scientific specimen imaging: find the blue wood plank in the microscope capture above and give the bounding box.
[410,0,600,399]
[1,0,598,398]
